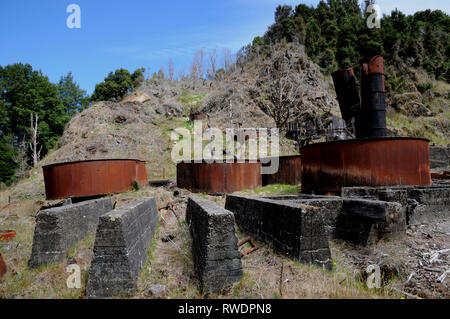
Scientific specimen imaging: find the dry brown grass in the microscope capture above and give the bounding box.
[0,185,400,299]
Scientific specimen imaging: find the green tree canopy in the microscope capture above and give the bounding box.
[57,72,89,117]
[91,68,144,102]
[0,63,71,184]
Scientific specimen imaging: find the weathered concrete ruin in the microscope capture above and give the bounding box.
[186,196,243,292]
[86,197,158,298]
[429,145,449,169]
[225,195,334,270]
[342,185,450,226]
[224,182,449,260]
[28,198,113,269]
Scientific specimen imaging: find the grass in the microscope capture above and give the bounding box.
[239,184,300,196]
[176,90,207,115]
[0,200,96,299]
[387,111,450,145]
[0,184,400,300]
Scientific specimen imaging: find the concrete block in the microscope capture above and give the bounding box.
[337,199,405,245]
[28,197,113,269]
[86,197,158,298]
[429,146,449,169]
[407,187,450,224]
[186,196,242,292]
[225,195,333,270]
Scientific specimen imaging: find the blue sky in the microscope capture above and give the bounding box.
[0,0,448,94]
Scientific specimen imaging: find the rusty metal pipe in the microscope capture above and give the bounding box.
[331,67,361,125]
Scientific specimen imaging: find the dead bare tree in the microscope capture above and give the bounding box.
[208,48,217,78]
[253,49,303,129]
[168,58,175,81]
[223,48,233,71]
[29,112,42,167]
[14,139,30,179]
[190,48,205,80]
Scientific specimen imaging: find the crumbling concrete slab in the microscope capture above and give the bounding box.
[429,145,449,169]
[86,197,158,298]
[225,195,333,270]
[186,196,242,292]
[28,198,113,269]
[336,199,406,245]
[407,187,450,225]
[342,186,450,225]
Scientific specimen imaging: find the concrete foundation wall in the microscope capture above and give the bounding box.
[28,198,113,269]
[86,197,158,298]
[225,195,333,270]
[336,199,406,245]
[342,186,450,225]
[186,196,242,292]
[429,146,449,169]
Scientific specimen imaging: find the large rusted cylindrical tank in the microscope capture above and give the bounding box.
[177,160,261,193]
[301,137,431,193]
[43,159,148,200]
[261,155,302,186]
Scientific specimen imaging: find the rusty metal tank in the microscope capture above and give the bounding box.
[301,137,431,193]
[43,159,148,200]
[262,155,302,186]
[176,160,261,193]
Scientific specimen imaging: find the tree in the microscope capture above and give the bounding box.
[253,47,304,129]
[57,72,89,117]
[168,59,175,81]
[29,113,41,167]
[190,48,205,79]
[223,48,233,72]
[91,68,144,102]
[0,135,17,186]
[208,48,217,79]
[0,63,69,182]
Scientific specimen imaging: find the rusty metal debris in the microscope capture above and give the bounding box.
[159,202,180,223]
[0,230,16,280]
[43,159,148,200]
[431,171,450,179]
[0,230,16,241]
[238,236,259,257]
[0,253,6,279]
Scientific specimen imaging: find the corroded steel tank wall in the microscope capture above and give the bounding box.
[177,161,261,193]
[43,159,148,200]
[262,155,302,186]
[301,138,431,193]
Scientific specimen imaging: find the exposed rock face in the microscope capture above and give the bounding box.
[155,101,184,117]
[186,196,242,292]
[28,198,113,269]
[86,197,158,298]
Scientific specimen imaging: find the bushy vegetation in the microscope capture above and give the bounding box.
[0,63,77,184]
[91,68,144,102]
[241,1,449,81]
